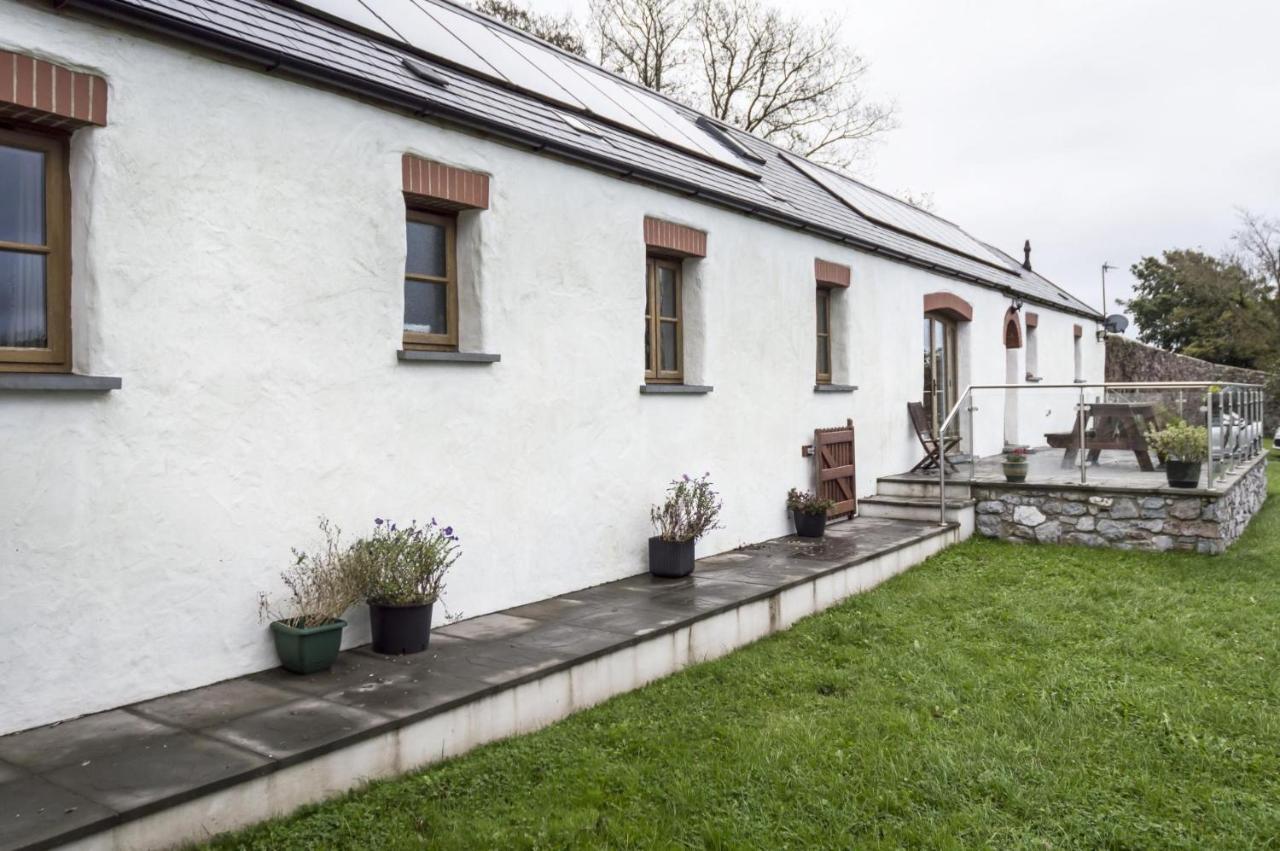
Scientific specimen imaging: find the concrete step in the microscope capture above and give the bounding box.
[859,494,976,531]
[875,475,973,500]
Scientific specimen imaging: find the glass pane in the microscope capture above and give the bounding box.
[817,291,829,331]
[644,318,652,371]
[658,266,677,318]
[0,145,45,246]
[817,337,830,376]
[660,322,678,372]
[406,220,446,278]
[404,279,447,335]
[0,250,47,348]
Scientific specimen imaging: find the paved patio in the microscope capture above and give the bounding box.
[0,516,949,851]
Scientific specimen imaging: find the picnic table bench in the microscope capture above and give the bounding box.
[1044,402,1158,471]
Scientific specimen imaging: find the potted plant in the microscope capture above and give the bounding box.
[1146,422,1209,488]
[786,488,835,538]
[352,517,460,655]
[259,518,361,675]
[1002,447,1029,482]
[649,473,723,578]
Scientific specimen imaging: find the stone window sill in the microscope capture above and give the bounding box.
[398,350,500,364]
[639,384,713,395]
[815,384,857,393]
[1025,375,1043,383]
[0,373,121,392]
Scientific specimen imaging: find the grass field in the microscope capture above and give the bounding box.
[211,454,1279,849]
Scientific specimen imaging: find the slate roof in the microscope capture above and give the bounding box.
[65,0,1101,319]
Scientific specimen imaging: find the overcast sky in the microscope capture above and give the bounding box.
[528,0,1280,322]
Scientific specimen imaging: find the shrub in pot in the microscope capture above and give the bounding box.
[786,488,836,538]
[259,518,362,675]
[352,517,460,655]
[1146,422,1209,488]
[649,473,723,578]
[1002,447,1028,482]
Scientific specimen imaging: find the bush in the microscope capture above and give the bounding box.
[258,518,363,628]
[351,518,460,607]
[1146,422,1210,462]
[786,488,836,516]
[651,474,723,543]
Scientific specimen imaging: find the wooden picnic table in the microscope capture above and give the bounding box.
[1045,402,1158,471]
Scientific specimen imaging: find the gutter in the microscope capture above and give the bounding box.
[58,0,1103,323]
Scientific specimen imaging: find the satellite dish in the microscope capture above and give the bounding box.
[1104,314,1129,334]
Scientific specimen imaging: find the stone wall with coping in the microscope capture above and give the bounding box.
[974,456,1268,554]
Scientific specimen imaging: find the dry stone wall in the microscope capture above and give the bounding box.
[974,457,1268,555]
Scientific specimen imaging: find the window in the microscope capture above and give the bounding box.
[816,287,832,383]
[403,210,457,350]
[1074,334,1083,381]
[1025,321,1038,380]
[644,256,682,382]
[0,128,69,372]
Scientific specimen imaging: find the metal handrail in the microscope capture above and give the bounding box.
[935,380,1268,526]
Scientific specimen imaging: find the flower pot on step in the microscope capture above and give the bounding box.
[793,510,827,538]
[649,536,695,578]
[1002,459,1028,483]
[1165,459,1202,489]
[369,601,434,655]
[270,618,346,674]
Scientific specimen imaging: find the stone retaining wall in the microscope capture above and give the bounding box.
[974,456,1268,554]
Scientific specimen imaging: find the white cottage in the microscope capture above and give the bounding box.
[0,0,1103,737]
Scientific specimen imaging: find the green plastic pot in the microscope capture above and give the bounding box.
[269,618,346,674]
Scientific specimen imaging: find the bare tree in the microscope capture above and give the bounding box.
[473,0,586,56]
[588,0,693,94]
[1231,208,1280,290]
[693,0,896,169]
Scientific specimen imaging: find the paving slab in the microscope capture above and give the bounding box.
[0,710,172,773]
[131,679,300,730]
[0,775,116,850]
[205,699,386,760]
[44,731,268,813]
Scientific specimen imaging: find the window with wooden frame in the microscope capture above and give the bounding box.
[402,210,458,350]
[644,256,682,382]
[816,287,833,384]
[0,127,70,373]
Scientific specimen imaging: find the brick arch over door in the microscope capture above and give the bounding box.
[923,291,972,323]
[1003,307,1023,348]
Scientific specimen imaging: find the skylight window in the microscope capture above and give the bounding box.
[695,117,766,165]
[559,112,603,137]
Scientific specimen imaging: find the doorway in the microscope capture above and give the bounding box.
[923,314,957,436]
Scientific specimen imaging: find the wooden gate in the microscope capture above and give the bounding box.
[811,419,856,520]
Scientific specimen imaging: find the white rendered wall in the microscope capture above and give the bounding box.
[0,2,1105,735]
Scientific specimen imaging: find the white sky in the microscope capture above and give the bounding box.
[528,0,1280,320]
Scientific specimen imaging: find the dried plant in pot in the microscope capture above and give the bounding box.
[786,488,836,538]
[258,518,362,675]
[1146,422,1209,488]
[649,473,723,578]
[1002,447,1029,482]
[351,517,460,655]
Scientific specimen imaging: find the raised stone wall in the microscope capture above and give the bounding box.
[1106,334,1278,430]
[974,456,1268,554]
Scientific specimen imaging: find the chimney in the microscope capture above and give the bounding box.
[1022,239,1032,272]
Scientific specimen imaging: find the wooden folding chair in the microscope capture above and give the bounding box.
[908,401,960,472]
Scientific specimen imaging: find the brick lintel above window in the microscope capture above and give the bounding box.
[1025,311,1039,328]
[1074,323,1084,338]
[643,216,706,258]
[814,258,851,288]
[0,50,108,129]
[402,154,489,211]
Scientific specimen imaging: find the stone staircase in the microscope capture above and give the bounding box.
[859,473,977,538]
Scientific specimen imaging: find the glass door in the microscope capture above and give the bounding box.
[922,314,957,436]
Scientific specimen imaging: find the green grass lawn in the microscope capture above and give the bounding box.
[212,456,1280,850]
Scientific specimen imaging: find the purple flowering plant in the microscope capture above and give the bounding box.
[352,517,461,606]
[651,472,723,543]
[786,488,836,516]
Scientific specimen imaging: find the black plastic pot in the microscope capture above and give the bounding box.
[1165,459,1202,489]
[369,601,434,655]
[793,509,827,538]
[649,536,695,578]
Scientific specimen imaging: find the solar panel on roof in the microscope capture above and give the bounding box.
[785,155,1020,272]
[358,0,498,76]
[416,0,586,109]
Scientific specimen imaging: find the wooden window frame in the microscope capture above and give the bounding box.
[402,209,458,351]
[644,255,683,383]
[816,286,833,384]
[0,126,70,373]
